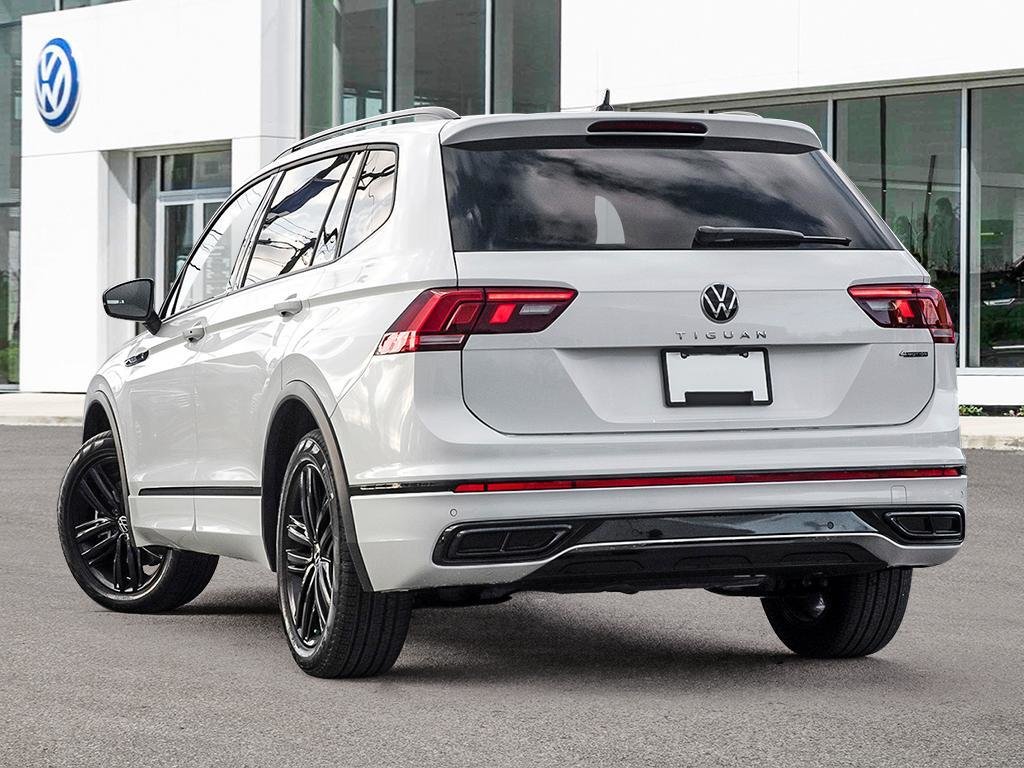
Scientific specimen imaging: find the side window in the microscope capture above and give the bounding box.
[313,150,364,263]
[171,178,271,314]
[244,154,351,287]
[340,149,397,256]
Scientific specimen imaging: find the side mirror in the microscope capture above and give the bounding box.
[102,279,162,334]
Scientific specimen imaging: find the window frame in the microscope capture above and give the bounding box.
[239,153,356,290]
[160,142,398,321]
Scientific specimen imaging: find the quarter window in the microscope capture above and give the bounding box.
[171,178,272,314]
[341,149,397,256]
[314,150,365,263]
[244,154,352,287]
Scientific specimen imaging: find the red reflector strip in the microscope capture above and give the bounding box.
[453,467,962,493]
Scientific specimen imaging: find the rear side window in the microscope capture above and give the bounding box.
[340,149,397,256]
[442,138,896,251]
[244,154,352,287]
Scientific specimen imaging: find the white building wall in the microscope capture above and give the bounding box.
[561,0,1024,109]
[20,0,300,392]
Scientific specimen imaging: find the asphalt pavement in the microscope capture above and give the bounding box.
[1,426,1020,767]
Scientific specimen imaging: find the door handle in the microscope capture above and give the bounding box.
[183,323,206,343]
[274,298,304,318]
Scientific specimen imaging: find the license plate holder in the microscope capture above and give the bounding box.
[662,347,773,407]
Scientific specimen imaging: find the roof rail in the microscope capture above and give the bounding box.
[280,106,461,158]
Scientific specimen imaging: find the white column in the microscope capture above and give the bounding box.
[20,152,107,391]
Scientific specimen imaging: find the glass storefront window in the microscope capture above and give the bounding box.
[0,2,55,24]
[716,102,828,145]
[59,1,125,9]
[493,0,560,113]
[395,0,486,115]
[968,85,1024,368]
[0,19,31,383]
[138,151,231,304]
[160,149,231,192]
[836,92,962,331]
[302,0,388,137]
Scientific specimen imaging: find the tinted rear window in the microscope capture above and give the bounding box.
[442,138,896,251]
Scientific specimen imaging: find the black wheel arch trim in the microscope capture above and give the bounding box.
[263,381,372,591]
[82,389,138,549]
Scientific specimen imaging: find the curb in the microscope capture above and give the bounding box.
[962,434,1024,451]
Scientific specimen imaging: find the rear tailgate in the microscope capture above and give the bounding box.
[456,249,934,434]
[441,113,936,436]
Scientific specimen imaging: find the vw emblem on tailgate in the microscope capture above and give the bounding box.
[700,283,739,323]
[35,37,80,129]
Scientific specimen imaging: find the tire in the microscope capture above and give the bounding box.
[58,430,219,613]
[761,567,913,658]
[276,429,412,678]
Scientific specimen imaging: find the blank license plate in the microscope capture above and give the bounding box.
[663,349,772,406]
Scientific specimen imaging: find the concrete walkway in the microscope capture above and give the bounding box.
[0,392,85,426]
[1,392,1022,449]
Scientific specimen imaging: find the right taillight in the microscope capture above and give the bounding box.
[377,287,577,355]
[848,284,955,344]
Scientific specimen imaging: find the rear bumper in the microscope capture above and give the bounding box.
[349,475,966,591]
[333,350,964,489]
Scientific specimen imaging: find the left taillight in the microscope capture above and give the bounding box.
[848,284,956,344]
[376,287,577,355]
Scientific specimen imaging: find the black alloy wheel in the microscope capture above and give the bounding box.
[282,461,335,647]
[68,451,166,593]
[58,431,219,612]
[276,429,412,677]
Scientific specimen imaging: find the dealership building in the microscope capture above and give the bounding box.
[1,0,1021,405]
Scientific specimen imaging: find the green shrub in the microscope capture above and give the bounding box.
[0,345,17,385]
[959,404,984,417]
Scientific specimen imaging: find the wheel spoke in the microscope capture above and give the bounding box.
[87,466,120,511]
[316,497,332,547]
[74,477,109,517]
[284,549,312,574]
[75,517,115,542]
[298,466,315,537]
[112,537,124,590]
[125,541,139,590]
[81,534,116,564]
[313,566,329,627]
[297,566,316,640]
[286,517,311,548]
[316,562,333,604]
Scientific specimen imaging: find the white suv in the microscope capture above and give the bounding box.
[58,108,966,677]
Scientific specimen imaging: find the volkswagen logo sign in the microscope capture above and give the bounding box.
[700,283,739,323]
[35,37,80,129]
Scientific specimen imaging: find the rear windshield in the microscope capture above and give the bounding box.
[442,137,897,251]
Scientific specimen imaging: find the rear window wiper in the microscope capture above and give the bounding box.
[693,226,851,248]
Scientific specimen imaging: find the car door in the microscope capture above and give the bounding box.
[190,151,359,562]
[119,177,273,549]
